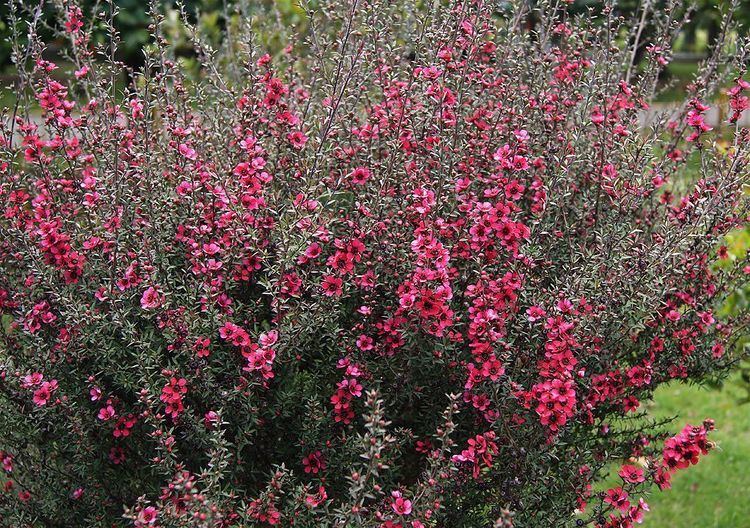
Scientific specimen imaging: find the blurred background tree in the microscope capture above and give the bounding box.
[0,0,308,73]
[2,0,747,72]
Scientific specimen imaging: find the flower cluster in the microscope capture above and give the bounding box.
[159,378,188,420]
[330,359,365,425]
[728,78,750,123]
[655,421,714,490]
[451,431,499,478]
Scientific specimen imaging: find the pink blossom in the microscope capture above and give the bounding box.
[97,405,116,421]
[140,287,164,310]
[391,491,412,515]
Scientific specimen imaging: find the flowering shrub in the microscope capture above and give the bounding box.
[0,0,749,527]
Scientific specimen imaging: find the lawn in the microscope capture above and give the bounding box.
[643,374,750,527]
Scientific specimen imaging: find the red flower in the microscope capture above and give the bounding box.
[32,380,58,406]
[452,432,498,478]
[193,336,211,358]
[113,414,137,438]
[302,451,326,474]
[604,487,630,512]
[287,130,308,149]
[160,378,188,419]
[109,447,126,465]
[348,166,371,185]
[618,464,645,484]
[321,275,343,297]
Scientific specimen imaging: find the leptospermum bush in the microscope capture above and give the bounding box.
[0,0,749,526]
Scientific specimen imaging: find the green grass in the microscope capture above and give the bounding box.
[643,374,750,527]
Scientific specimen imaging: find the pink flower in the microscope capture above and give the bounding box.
[1,452,13,473]
[219,322,251,347]
[356,334,374,351]
[97,404,116,421]
[699,311,715,325]
[64,6,83,34]
[113,414,137,437]
[259,330,279,348]
[129,98,144,119]
[391,491,412,515]
[452,432,499,478]
[32,380,58,406]
[305,243,322,259]
[305,485,327,508]
[24,301,57,333]
[22,372,44,388]
[178,143,197,160]
[193,337,211,358]
[140,287,164,310]
[526,306,546,322]
[74,66,89,79]
[348,166,371,185]
[618,464,645,484]
[591,106,605,125]
[338,378,363,397]
[137,506,158,525]
[204,411,220,429]
[287,130,308,149]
